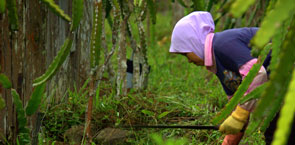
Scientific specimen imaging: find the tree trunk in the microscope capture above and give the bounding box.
[116,16,127,97]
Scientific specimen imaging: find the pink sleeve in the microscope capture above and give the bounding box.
[238,59,268,111]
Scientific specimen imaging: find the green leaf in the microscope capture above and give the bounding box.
[0,73,12,89]
[252,0,295,48]
[272,71,295,145]
[11,89,30,145]
[6,0,18,30]
[33,38,73,86]
[25,83,46,116]
[70,0,84,31]
[0,0,6,13]
[0,95,5,110]
[141,109,154,116]
[230,0,255,17]
[40,0,71,22]
[151,133,164,145]
[157,111,171,119]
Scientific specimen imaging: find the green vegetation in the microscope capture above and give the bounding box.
[0,0,294,144]
[38,12,265,144]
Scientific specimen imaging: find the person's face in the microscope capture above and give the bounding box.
[183,52,204,66]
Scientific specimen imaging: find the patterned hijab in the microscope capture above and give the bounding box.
[169,11,215,60]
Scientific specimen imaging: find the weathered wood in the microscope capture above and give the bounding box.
[0,0,92,143]
[116,12,128,97]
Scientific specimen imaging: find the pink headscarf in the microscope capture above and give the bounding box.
[169,11,215,60]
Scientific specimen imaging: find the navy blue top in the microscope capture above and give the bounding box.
[212,27,271,95]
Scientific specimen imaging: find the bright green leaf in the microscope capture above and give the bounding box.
[157,111,171,119]
[0,73,12,89]
[151,133,164,145]
[25,83,46,116]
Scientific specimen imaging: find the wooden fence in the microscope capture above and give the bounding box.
[0,0,93,143]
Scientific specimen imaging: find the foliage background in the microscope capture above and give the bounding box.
[0,0,294,144]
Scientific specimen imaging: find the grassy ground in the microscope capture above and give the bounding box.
[40,12,265,145]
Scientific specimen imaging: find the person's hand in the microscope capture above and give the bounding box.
[219,105,249,134]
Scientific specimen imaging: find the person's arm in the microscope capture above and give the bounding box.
[239,58,268,112]
[219,58,268,134]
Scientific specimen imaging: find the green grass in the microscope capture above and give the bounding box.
[40,12,265,145]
